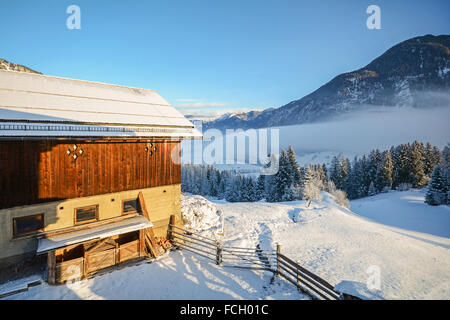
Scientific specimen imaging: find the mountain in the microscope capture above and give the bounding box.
[0,58,41,74]
[204,34,450,131]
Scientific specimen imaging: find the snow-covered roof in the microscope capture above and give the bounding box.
[36,215,152,253]
[0,70,202,139]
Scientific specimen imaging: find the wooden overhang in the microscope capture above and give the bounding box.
[36,215,152,254]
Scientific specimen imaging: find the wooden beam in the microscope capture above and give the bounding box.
[47,251,56,285]
[85,238,109,253]
[138,191,160,258]
[39,213,139,240]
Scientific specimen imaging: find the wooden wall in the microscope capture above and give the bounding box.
[0,139,181,209]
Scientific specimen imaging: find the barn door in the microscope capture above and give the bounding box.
[84,239,117,274]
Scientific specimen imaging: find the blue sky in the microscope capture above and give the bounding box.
[0,0,449,117]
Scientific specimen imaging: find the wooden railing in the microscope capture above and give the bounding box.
[169,224,351,300]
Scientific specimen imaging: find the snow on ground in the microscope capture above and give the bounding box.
[180,194,224,239]
[213,192,450,300]
[3,251,306,300]
[350,189,450,238]
[2,190,449,300]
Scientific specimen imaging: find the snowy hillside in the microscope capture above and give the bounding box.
[2,190,449,300]
[214,191,450,299]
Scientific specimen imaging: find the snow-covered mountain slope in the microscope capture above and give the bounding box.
[203,34,450,131]
[3,190,449,300]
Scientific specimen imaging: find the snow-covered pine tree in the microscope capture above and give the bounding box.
[375,150,393,192]
[254,175,265,201]
[443,144,450,204]
[242,176,256,202]
[425,165,447,205]
[321,163,328,182]
[424,142,436,175]
[263,153,278,202]
[315,164,326,186]
[264,174,278,202]
[304,164,315,185]
[395,143,412,187]
[287,146,301,187]
[274,150,294,201]
[359,154,369,197]
[225,174,241,202]
[338,155,350,191]
[410,141,427,187]
[347,156,360,199]
[329,155,341,188]
[201,165,213,196]
[368,181,377,196]
[218,170,231,199]
[367,149,382,193]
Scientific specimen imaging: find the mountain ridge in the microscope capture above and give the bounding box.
[0,58,42,74]
[203,34,450,131]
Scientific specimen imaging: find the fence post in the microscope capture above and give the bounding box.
[216,241,222,265]
[297,260,301,290]
[168,215,175,242]
[276,243,281,276]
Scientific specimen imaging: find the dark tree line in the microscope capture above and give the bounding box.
[181,141,448,206]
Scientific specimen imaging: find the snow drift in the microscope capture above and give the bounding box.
[180,194,224,239]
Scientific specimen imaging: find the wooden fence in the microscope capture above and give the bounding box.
[169,224,349,300]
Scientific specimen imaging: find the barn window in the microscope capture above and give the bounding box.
[75,205,98,225]
[13,214,44,237]
[122,199,139,214]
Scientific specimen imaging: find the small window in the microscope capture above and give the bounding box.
[75,205,98,225]
[13,214,44,237]
[122,199,139,214]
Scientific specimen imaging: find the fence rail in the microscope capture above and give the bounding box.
[169,223,352,300]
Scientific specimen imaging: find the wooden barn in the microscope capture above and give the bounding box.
[0,69,201,284]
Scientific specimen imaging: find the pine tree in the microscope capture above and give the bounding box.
[273,150,294,201]
[367,149,382,189]
[424,142,435,175]
[315,164,326,187]
[225,174,242,202]
[287,146,301,187]
[254,175,265,201]
[329,156,341,188]
[347,157,361,199]
[376,151,393,192]
[338,156,350,191]
[368,181,377,196]
[321,163,328,182]
[264,174,278,202]
[410,141,426,187]
[395,144,411,187]
[425,165,447,205]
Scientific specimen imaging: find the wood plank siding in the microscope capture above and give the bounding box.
[0,140,181,210]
